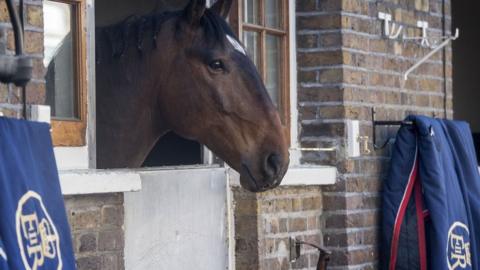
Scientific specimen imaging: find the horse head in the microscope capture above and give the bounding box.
[158,0,289,192]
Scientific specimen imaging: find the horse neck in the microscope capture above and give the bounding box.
[96,21,178,168]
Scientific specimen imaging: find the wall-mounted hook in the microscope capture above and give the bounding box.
[378,12,404,39]
[403,22,458,49]
[378,12,392,36]
[290,237,331,270]
[417,20,430,47]
[372,108,414,149]
[389,24,403,39]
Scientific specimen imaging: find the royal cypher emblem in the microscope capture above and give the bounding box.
[15,191,62,270]
[447,222,472,270]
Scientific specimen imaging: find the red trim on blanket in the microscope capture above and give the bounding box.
[389,152,418,270]
[415,179,427,270]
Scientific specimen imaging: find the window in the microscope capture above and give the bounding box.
[230,0,290,128]
[44,0,87,146]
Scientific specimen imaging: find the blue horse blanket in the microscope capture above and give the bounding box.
[383,116,480,270]
[0,118,75,269]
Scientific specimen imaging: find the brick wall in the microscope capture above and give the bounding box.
[296,0,452,268]
[234,186,323,270]
[0,0,46,117]
[1,0,453,269]
[65,193,125,270]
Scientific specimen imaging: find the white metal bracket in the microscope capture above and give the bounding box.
[403,28,460,81]
[378,12,459,49]
[378,12,403,39]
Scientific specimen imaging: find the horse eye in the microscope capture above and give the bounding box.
[208,60,224,71]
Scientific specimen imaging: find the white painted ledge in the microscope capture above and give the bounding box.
[58,165,221,195]
[281,166,337,186]
[227,165,337,186]
[54,146,89,170]
[59,170,142,195]
[59,165,336,195]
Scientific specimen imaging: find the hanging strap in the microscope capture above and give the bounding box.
[389,148,427,270]
[414,178,427,270]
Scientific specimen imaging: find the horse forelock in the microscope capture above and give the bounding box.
[96,8,238,60]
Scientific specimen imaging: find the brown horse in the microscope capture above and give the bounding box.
[95,0,289,192]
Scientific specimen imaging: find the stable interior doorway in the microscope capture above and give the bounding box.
[452,0,480,164]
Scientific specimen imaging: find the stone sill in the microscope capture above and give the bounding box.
[59,165,337,195]
[281,166,337,186]
[59,169,142,195]
[226,165,337,187]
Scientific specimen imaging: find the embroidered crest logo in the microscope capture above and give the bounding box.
[447,222,471,270]
[15,191,62,270]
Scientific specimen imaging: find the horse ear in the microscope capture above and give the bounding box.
[210,0,233,19]
[184,0,207,24]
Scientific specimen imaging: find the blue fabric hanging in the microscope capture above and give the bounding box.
[0,118,75,270]
[382,116,480,270]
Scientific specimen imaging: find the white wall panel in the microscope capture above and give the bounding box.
[124,168,228,270]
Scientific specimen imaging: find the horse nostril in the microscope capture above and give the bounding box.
[265,153,281,177]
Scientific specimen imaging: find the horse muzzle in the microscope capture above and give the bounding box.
[239,153,289,192]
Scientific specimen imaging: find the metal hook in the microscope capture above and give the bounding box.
[378,12,404,40]
[290,237,331,270]
[389,23,403,39]
[372,108,414,149]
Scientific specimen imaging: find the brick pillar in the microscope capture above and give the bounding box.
[0,0,46,117]
[296,0,452,268]
[65,193,125,270]
[233,186,324,270]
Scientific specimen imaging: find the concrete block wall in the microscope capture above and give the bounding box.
[296,0,452,268]
[65,193,125,270]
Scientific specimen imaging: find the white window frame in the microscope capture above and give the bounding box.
[54,0,95,170]
[56,0,336,191]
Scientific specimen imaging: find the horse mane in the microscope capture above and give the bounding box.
[96,8,236,61]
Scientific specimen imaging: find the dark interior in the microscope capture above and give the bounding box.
[95,0,202,167]
[142,132,202,167]
[452,0,480,164]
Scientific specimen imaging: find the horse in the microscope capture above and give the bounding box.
[95,0,289,192]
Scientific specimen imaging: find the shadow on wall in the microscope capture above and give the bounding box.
[452,0,480,164]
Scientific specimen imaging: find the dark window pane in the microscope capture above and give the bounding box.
[44,1,78,120]
[265,0,281,29]
[243,31,260,68]
[265,34,281,107]
[243,0,259,25]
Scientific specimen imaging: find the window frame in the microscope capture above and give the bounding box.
[229,0,291,138]
[46,0,88,146]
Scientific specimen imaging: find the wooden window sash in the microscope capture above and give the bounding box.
[230,0,291,140]
[47,0,88,146]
